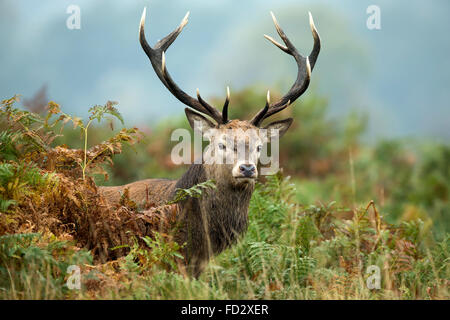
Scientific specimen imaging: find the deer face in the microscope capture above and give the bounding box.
[214,125,263,181]
[185,111,292,185]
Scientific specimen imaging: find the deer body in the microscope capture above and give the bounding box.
[99,7,320,277]
[100,178,176,206]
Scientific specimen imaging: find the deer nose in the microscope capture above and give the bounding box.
[239,164,256,177]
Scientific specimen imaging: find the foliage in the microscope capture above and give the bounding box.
[203,175,448,299]
[0,233,91,299]
[0,90,448,300]
[119,232,185,274]
[0,96,148,262]
[168,180,216,204]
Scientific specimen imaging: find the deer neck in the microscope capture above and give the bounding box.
[175,163,255,254]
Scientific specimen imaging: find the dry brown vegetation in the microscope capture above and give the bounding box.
[0,96,181,264]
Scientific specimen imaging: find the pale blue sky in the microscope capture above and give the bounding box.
[1,0,449,141]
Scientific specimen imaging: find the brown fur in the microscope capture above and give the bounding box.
[100,178,177,207]
[219,119,255,130]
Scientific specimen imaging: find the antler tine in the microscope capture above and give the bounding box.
[222,86,230,124]
[308,11,321,70]
[196,88,220,118]
[261,98,291,124]
[250,90,270,126]
[263,57,311,119]
[266,11,298,56]
[263,34,289,54]
[251,12,320,125]
[139,7,225,124]
[154,11,190,52]
[251,91,292,126]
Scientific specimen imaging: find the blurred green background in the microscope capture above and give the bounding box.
[1,0,449,140]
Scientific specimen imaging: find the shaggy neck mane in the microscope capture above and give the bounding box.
[174,164,254,264]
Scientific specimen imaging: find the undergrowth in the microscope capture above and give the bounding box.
[0,96,448,300]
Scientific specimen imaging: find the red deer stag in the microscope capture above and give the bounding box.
[100,7,320,277]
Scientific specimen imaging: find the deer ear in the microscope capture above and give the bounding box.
[185,108,216,132]
[263,118,293,140]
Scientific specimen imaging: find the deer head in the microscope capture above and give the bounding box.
[139,8,320,186]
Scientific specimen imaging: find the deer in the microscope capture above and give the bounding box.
[99,7,320,277]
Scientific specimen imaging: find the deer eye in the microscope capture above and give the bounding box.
[257,145,262,152]
[218,143,226,150]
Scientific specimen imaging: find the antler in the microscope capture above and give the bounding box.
[250,11,320,126]
[139,7,230,124]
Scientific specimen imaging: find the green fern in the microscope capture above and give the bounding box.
[168,180,216,204]
[0,233,92,299]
